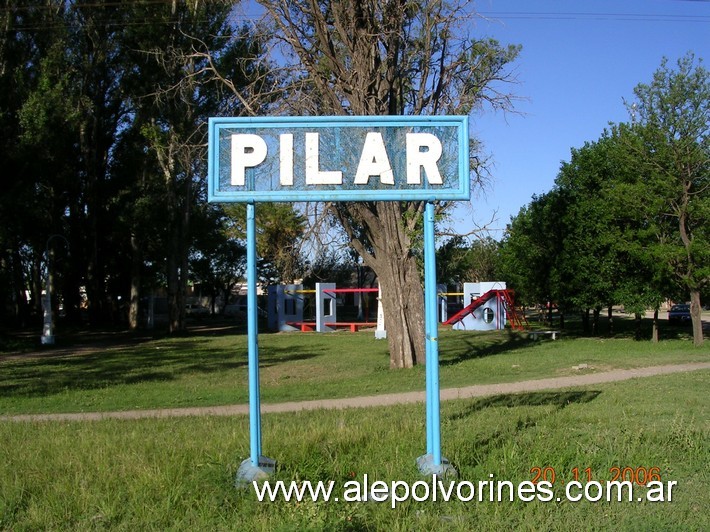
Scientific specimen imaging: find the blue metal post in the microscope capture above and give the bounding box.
[424,206,433,454]
[246,202,261,466]
[423,201,441,465]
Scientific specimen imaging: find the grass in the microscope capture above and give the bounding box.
[0,318,708,529]
[0,318,708,415]
[0,370,708,530]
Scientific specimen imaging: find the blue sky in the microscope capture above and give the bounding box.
[452,0,710,239]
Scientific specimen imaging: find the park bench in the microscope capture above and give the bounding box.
[527,330,560,340]
[287,322,376,332]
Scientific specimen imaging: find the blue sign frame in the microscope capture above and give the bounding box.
[209,115,464,483]
[208,115,469,202]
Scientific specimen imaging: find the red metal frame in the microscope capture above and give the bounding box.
[443,289,528,331]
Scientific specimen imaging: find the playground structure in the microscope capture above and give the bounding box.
[267,281,528,332]
[267,283,380,333]
[268,280,527,334]
[443,282,528,331]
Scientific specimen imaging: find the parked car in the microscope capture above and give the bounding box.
[224,301,267,318]
[668,304,691,324]
[185,304,210,316]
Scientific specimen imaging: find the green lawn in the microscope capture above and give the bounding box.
[0,370,707,530]
[0,322,708,415]
[1,322,708,529]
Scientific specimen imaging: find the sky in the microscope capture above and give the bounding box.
[236,0,709,240]
[451,0,710,239]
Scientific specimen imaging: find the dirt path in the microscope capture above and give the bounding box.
[3,361,709,423]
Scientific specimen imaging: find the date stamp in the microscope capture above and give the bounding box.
[530,466,663,486]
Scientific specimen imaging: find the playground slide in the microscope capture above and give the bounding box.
[443,289,498,326]
[444,288,528,331]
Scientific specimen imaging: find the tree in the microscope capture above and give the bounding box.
[256,0,520,367]
[625,54,709,346]
[555,138,630,335]
[498,55,707,344]
[498,191,565,324]
[224,203,307,284]
[436,236,500,286]
[117,0,264,332]
[0,1,271,332]
[603,127,671,341]
[0,1,103,326]
[189,206,246,315]
[500,132,672,338]
[302,248,358,288]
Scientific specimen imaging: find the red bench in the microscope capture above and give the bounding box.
[287,322,376,332]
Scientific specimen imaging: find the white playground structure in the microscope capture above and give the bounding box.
[267,283,382,333]
[267,280,523,334]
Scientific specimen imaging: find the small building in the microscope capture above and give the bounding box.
[450,281,508,331]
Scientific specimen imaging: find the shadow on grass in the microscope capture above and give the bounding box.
[448,390,602,421]
[0,335,321,399]
[448,390,602,469]
[439,329,535,366]
[533,313,699,342]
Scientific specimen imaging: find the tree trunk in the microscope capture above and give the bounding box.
[179,170,192,325]
[165,181,183,333]
[689,290,704,347]
[334,201,426,368]
[167,257,183,332]
[166,215,185,334]
[155,130,188,335]
[581,309,590,335]
[11,245,28,326]
[128,232,141,330]
[63,202,84,325]
[677,188,703,347]
[377,253,426,369]
[592,307,600,336]
[652,308,659,343]
[634,312,642,341]
[607,304,614,335]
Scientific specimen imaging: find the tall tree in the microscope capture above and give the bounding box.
[0,1,74,325]
[65,1,129,324]
[256,0,520,367]
[498,191,565,323]
[189,205,247,314]
[0,1,273,332]
[436,236,500,287]
[555,139,627,334]
[625,54,709,346]
[604,127,671,341]
[120,1,260,332]
[224,203,307,284]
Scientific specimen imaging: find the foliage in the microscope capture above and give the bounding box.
[436,236,500,286]
[302,248,357,287]
[498,191,564,310]
[0,1,269,332]
[224,203,307,285]
[189,207,247,313]
[623,53,709,346]
[498,54,708,343]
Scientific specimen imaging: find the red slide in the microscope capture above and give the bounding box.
[444,289,528,331]
[443,289,498,326]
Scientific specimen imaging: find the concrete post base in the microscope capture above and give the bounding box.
[235,456,276,487]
